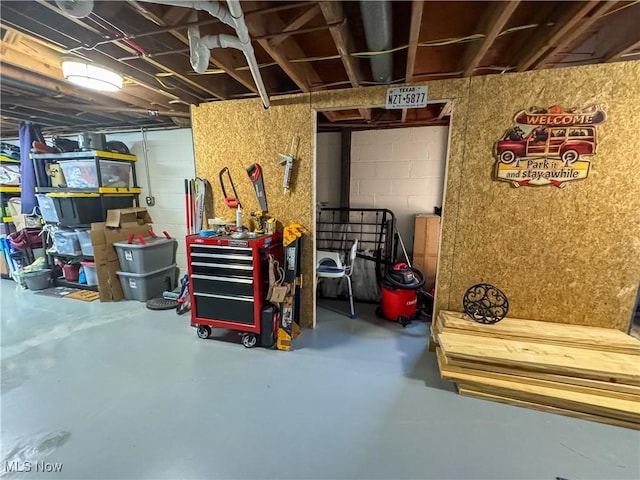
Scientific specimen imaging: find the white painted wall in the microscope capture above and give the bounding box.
[108,128,196,270]
[316,132,342,207]
[350,126,448,254]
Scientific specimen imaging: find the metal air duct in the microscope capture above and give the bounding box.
[359,0,393,84]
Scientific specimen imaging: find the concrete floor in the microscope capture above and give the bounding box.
[1,281,639,479]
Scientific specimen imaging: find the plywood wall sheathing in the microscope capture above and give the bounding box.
[191,61,640,330]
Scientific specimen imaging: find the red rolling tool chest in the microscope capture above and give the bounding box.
[186,233,282,348]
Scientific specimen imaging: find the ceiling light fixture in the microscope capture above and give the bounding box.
[61,60,123,92]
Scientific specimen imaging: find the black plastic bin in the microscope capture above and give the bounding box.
[51,195,135,226]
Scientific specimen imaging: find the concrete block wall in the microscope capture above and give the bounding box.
[108,128,196,271]
[350,126,448,254]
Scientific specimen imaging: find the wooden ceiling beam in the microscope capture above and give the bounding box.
[1,3,209,104]
[3,98,190,119]
[461,1,520,77]
[0,20,203,107]
[0,33,185,113]
[243,4,340,121]
[84,10,229,100]
[0,29,186,112]
[535,1,618,69]
[318,1,370,121]
[161,5,191,25]
[604,38,640,62]
[401,0,425,123]
[0,110,62,128]
[517,2,603,71]
[437,101,453,121]
[404,0,424,84]
[3,103,124,127]
[271,5,321,47]
[0,61,184,121]
[127,1,268,96]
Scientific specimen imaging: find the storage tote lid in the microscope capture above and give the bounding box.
[112,233,176,249]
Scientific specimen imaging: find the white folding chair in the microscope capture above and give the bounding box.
[316,239,358,319]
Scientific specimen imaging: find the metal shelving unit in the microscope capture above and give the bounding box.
[30,150,140,291]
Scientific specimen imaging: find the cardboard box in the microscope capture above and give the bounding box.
[91,208,154,302]
[106,207,152,228]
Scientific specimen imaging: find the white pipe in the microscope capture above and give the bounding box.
[139,0,270,108]
[226,0,270,109]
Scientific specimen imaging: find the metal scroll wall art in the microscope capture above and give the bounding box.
[463,283,509,324]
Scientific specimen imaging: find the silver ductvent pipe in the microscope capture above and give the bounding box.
[359,0,393,84]
[139,0,270,108]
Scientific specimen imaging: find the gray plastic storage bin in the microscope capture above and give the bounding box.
[36,194,59,223]
[75,229,93,256]
[24,269,52,291]
[53,230,81,255]
[116,264,178,301]
[113,236,177,273]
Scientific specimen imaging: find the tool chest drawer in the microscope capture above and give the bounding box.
[192,274,254,297]
[187,233,281,333]
[190,245,252,258]
[194,292,254,324]
[190,261,253,278]
[189,252,253,267]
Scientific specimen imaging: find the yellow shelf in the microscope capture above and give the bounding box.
[0,186,21,193]
[2,216,12,223]
[30,150,137,161]
[0,155,20,164]
[46,192,99,198]
[98,187,141,194]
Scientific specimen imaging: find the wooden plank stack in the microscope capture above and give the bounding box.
[432,310,640,429]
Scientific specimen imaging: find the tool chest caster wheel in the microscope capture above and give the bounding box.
[197,325,211,339]
[242,334,258,348]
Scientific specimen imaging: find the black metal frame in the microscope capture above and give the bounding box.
[315,207,396,280]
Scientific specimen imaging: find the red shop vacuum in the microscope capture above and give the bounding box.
[380,263,426,326]
[378,229,433,327]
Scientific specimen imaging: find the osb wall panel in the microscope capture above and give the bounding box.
[191,80,469,328]
[192,62,639,331]
[191,96,315,326]
[437,61,640,330]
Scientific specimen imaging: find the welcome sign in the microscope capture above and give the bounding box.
[494,105,606,188]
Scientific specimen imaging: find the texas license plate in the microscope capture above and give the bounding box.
[385,86,428,109]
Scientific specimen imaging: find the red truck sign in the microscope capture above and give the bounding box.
[494,105,605,188]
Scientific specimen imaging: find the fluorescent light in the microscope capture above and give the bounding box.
[61,60,123,92]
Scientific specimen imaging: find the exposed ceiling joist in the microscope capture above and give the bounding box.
[3,98,190,118]
[517,2,602,71]
[318,1,370,121]
[126,1,261,97]
[461,1,520,77]
[534,1,618,69]
[271,4,321,47]
[0,4,207,105]
[0,31,187,113]
[401,0,425,123]
[243,5,339,122]
[605,38,640,62]
[437,101,453,121]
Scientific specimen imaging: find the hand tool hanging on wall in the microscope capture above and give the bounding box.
[219,167,241,208]
[246,163,268,211]
[279,136,299,194]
